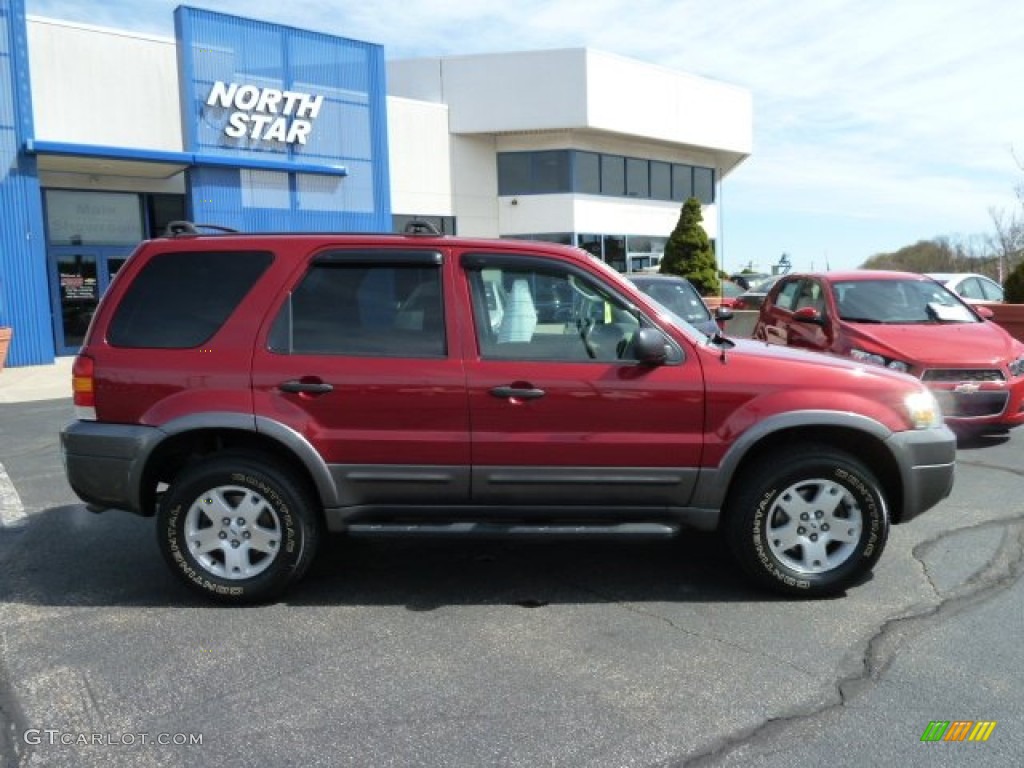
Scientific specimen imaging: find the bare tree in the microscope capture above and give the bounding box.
[989,206,1024,283]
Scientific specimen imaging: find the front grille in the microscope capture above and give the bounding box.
[933,390,1009,418]
[921,368,1004,383]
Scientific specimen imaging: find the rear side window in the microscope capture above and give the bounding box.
[268,257,446,358]
[108,251,273,348]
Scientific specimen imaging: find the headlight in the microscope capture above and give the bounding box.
[850,347,910,372]
[1009,355,1024,378]
[904,390,943,429]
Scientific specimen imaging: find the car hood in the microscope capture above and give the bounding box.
[724,337,913,379]
[842,321,1020,367]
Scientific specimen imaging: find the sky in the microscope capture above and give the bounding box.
[25,0,1024,272]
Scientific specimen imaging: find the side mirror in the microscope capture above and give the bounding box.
[792,306,824,324]
[715,306,734,324]
[631,328,669,365]
[974,305,994,320]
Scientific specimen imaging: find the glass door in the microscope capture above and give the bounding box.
[49,246,132,354]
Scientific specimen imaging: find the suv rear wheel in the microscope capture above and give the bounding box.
[157,454,321,603]
[725,446,890,597]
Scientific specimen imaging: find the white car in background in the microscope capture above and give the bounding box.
[927,272,1004,304]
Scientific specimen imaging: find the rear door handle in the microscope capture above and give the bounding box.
[490,385,545,400]
[279,379,334,394]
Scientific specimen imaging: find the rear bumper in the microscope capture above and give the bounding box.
[886,426,956,523]
[61,421,162,515]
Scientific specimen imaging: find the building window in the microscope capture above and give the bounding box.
[600,155,625,196]
[575,152,601,194]
[497,154,531,196]
[626,158,649,198]
[496,150,715,204]
[577,234,603,260]
[672,165,693,202]
[694,167,716,203]
[532,151,571,193]
[650,162,672,201]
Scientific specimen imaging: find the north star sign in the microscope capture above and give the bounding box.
[206,81,324,145]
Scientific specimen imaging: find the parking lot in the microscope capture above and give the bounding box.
[1,394,1022,767]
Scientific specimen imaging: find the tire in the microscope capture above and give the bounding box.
[724,446,890,597]
[157,454,321,604]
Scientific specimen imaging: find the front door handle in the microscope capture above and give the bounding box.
[490,385,546,400]
[279,379,334,395]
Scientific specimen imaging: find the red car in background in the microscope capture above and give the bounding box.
[702,278,744,310]
[754,270,1024,431]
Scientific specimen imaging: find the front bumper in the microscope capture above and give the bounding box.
[61,421,163,515]
[885,425,956,523]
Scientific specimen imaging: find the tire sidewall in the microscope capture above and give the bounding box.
[731,454,889,595]
[158,458,312,603]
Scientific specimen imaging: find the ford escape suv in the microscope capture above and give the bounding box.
[61,223,956,603]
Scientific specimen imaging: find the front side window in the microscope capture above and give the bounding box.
[773,279,802,312]
[466,259,641,363]
[269,255,446,357]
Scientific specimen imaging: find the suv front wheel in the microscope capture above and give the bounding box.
[157,454,321,603]
[725,446,890,597]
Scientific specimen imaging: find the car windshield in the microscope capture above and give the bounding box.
[833,279,978,324]
[631,279,712,327]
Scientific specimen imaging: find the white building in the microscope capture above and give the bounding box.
[0,3,751,365]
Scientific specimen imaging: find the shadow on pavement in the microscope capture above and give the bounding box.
[0,502,809,610]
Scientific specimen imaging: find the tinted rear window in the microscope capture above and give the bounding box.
[107,250,273,348]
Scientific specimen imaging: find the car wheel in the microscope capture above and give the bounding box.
[157,454,321,604]
[724,446,889,597]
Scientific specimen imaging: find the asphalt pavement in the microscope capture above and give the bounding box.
[0,364,1021,767]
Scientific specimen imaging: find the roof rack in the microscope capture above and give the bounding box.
[403,219,442,236]
[163,221,240,237]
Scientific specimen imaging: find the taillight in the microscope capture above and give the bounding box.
[72,354,97,420]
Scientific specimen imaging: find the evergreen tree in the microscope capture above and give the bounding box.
[1004,258,1024,303]
[659,197,720,296]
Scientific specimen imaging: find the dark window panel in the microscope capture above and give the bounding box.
[532,151,571,193]
[497,153,531,196]
[574,151,601,194]
[694,167,716,203]
[600,155,625,196]
[626,158,649,198]
[650,161,672,200]
[672,165,693,201]
[109,251,273,348]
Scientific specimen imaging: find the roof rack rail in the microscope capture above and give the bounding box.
[403,219,441,236]
[163,221,240,237]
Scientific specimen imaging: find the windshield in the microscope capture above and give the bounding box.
[631,279,712,326]
[833,279,978,324]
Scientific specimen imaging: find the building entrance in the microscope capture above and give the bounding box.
[48,246,132,354]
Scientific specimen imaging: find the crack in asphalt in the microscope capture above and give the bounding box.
[665,516,1024,767]
[957,457,1024,478]
[0,627,32,768]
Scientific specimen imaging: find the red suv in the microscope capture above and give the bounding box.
[61,226,956,603]
[754,270,1024,431]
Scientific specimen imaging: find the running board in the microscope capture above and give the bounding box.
[346,522,680,539]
